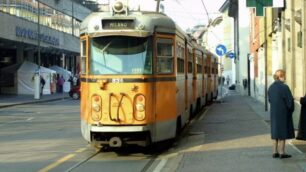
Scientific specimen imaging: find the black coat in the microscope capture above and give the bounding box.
[296,95,306,140]
[268,81,295,139]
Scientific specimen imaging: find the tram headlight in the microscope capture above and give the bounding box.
[92,113,101,121]
[92,103,101,112]
[137,24,145,30]
[113,1,124,13]
[136,103,145,112]
[136,113,145,121]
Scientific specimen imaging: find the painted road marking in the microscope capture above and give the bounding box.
[75,148,87,153]
[153,159,168,172]
[38,154,75,172]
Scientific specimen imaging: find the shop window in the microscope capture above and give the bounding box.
[9,0,16,15]
[157,38,173,74]
[0,0,8,12]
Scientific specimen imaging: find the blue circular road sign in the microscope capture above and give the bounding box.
[215,44,227,57]
[228,52,235,59]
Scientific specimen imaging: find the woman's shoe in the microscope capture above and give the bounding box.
[272,153,279,158]
[279,154,291,159]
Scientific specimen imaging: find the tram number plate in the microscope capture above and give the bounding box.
[112,78,123,83]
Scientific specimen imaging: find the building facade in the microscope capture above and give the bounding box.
[249,0,306,127]
[0,0,91,94]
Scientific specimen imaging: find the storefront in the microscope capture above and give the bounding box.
[0,0,91,94]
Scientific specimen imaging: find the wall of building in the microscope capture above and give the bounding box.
[237,0,250,94]
[0,12,79,53]
[248,0,306,128]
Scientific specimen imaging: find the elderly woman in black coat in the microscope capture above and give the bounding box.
[268,69,294,159]
[296,95,306,140]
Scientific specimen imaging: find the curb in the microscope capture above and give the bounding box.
[0,96,70,109]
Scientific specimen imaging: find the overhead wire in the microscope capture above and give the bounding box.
[200,0,210,21]
[171,0,199,23]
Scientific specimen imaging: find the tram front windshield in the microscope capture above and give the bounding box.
[90,36,153,75]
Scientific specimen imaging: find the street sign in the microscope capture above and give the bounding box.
[246,0,284,16]
[246,0,272,16]
[227,52,235,59]
[215,44,227,57]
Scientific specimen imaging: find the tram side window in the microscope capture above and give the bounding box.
[176,45,184,74]
[188,52,193,73]
[196,55,202,74]
[80,40,86,74]
[157,38,173,74]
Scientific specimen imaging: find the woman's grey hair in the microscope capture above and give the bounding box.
[273,69,285,81]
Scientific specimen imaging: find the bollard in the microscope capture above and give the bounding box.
[34,73,40,99]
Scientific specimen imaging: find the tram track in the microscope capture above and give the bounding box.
[58,103,212,172]
[64,150,101,172]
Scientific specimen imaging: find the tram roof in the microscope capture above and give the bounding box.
[80,11,182,37]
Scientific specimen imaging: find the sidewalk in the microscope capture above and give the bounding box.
[162,92,306,172]
[0,93,70,108]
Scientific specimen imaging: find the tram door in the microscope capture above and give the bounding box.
[154,35,177,140]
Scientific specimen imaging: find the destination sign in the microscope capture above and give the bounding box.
[102,19,134,30]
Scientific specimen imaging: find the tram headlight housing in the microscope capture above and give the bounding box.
[134,94,146,121]
[91,95,102,121]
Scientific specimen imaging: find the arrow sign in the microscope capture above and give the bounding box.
[215,44,227,57]
[227,52,236,59]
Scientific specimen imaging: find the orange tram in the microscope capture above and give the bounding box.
[79,2,219,149]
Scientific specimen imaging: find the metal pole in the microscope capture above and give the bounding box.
[264,8,268,111]
[37,1,41,66]
[155,0,163,12]
[156,0,160,12]
[72,0,74,36]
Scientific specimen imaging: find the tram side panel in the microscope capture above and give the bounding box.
[206,53,213,102]
[195,50,203,108]
[176,40,189,127]
[187,48,195,115]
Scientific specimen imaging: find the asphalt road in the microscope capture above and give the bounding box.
[0,99,187,172]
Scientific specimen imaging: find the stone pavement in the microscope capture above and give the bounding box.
[162,92,306,172]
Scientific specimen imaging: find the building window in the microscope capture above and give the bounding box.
[0,0,80,36]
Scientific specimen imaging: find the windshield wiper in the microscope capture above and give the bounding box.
[101,40,112,67]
